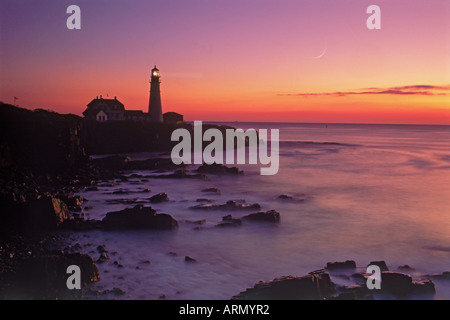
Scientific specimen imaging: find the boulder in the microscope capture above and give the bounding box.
[149,192,168,203]
[412,279,435,295]
[325,260,357,271]
[57,195,83,208]
[368,261,389,272]
[398,265,415,272]
[216,215,242,228]
[232,269,335,300]
[196,163,243,175]
[242,210,280,223]
[16,252,99,295]
[277,194,293,200]
[185,256,196,263]
[97,252,110,264]
[6,196,72,232]
[331,284,373,300]
[97,245,108,253]
[102,205,178,230]
[381,271,413,297]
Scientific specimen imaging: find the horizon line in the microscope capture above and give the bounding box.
[2,102,448,127]
[187,120,450,127]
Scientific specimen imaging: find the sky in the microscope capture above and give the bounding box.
[1,0,449,124]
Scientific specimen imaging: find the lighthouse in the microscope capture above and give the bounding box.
[148,65,163,122]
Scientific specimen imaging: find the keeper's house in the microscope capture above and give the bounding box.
[83,96,150,122]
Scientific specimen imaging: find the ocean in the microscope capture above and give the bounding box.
[67,122,450,299]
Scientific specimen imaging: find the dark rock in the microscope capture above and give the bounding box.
[326,260,357,271]
[185,256,196,263]
[113,261,124,268]
[216,215,242,228]
[58,195,83,207]
[242,210,280,223]
[168,252,177,256]
[369,261,389,272]
[381,271,413,297]
[190,200,260,211]
[97,252,110,264]
[159,294,167,299]
[277,194,292,200]
[71,206,83,213]
[232,269,335,300]
[196,163,243,175]
[5,196,72,232]
[16,252,99,294]
[398,265,415,272]
[201,187,220,193]
[309,269,335,297]
[328,291,358,300]
[149,192,168,203]
[97,245,107,253]
[412,279,435,295]
[331,284,372,300]
[102,205,178,230]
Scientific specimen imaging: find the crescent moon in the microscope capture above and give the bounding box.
[312,47,327,59]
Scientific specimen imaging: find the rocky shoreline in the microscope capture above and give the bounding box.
[232,260,449,300]
[0,103,242,299]
[1,103,449,300]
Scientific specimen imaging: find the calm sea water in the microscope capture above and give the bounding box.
[68,122,450,299]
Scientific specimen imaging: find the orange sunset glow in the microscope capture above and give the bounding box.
[1,0,449,124]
